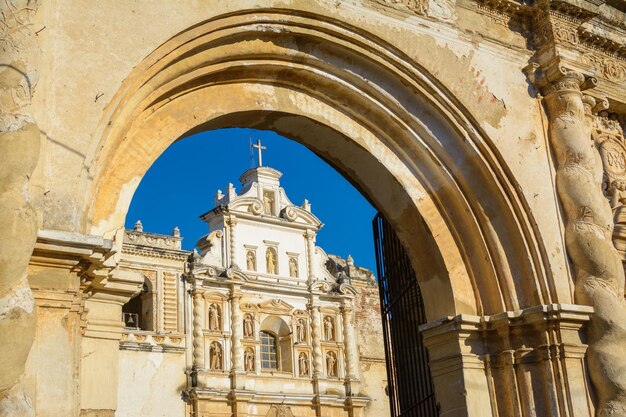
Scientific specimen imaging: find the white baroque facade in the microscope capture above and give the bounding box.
[116,166,389,417]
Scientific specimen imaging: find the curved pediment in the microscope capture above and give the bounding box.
[280,205,322,227]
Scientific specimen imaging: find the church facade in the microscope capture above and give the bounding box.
[115,165,389,417]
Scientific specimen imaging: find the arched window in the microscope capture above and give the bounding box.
[260,331,278,370]
[260,316,293,372]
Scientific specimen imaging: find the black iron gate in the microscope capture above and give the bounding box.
[373,213,439,417]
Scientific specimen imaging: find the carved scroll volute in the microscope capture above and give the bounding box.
[543,70,626,416]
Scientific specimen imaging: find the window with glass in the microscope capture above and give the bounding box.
[260,331,278,370]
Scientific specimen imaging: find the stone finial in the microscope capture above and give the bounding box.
[172,226,180,237]
[134,220,143,232]
[346,254,354,267]
[228,183,237,200]
[302,199,311,212]
[215,189,224,206]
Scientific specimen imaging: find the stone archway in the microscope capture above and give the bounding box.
[80,10,556,417]
[6,2,626,417]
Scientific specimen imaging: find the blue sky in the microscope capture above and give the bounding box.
[125,128,378,273]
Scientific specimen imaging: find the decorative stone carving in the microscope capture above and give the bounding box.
[582,53,626,83]
[192,291,205,369]
[326,351,337,377]
[230,294,243,372]
[266,248,277,275]
[288,257,298,278]
[323,316,335,341]
[266,405,294,417]
[263,191,275,215]
[371,0,428,16]
[250,199,263,215]
[208,303,221,331]
[543,70,626,417]
[298,352,309,376]
[341,306,358,379]
[309,306,323,377]
[210,341,223,370]
[124,229,182,250]
[246,250,256,271]
[244,347,254,372]
[243,313,254,337]
[281,206,298,222]
[295,318,306,343]
[227,218,238,268]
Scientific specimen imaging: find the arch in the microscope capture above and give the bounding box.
[86,10,553,319]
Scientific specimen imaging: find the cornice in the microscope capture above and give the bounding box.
[121,244,190,261]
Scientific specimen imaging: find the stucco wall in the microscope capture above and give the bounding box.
[116,350,187,417]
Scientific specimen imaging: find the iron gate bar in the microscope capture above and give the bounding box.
[373,213,439,417]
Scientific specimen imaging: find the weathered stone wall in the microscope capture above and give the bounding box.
[354,284,390,417]
[1,1,624,416]
[116,350,187,417]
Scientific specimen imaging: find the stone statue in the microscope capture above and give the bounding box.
[323,317,334,341]
[298,352,308,376]
[289,258,298,278]
[326,352,336,377]
[296,319,306,342]
[266,249,277,274]
[246,250,256,271]
[244,313,254,337]
[208,304,220,331]
[210,342,222,370]
[263,192,274,215]
[244,348,254,372]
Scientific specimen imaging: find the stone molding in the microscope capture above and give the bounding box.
[121,245,190,261]
[421,304,595,417]
[123,229,183,250]
[119,331,186,353]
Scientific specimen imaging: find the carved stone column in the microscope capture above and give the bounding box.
[192,290,206,372]
[227,218,238,268]
[309,305,324,377]
[304,230,316,284]
[0,2,42,415]
[341,304,358,379]
[543,71,626,416]
[230,292,244,373]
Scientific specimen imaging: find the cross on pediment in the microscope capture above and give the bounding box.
[252,139,267,167]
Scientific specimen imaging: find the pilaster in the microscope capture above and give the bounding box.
[304,230,316,285]
[341,303,360,396]
[192,289,206,374]
[421,304,594,417]
[227,217,238,268]
[229,289,245,390]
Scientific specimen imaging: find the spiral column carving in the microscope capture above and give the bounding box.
[544,71,626,417]
[192,291,206,370]
[341,305,358,379]
[309,305,324,376]
[230,293,244,372]
[227,218,238,268]
[305,230,316,284]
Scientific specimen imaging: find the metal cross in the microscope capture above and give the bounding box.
[252,139,267,167]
